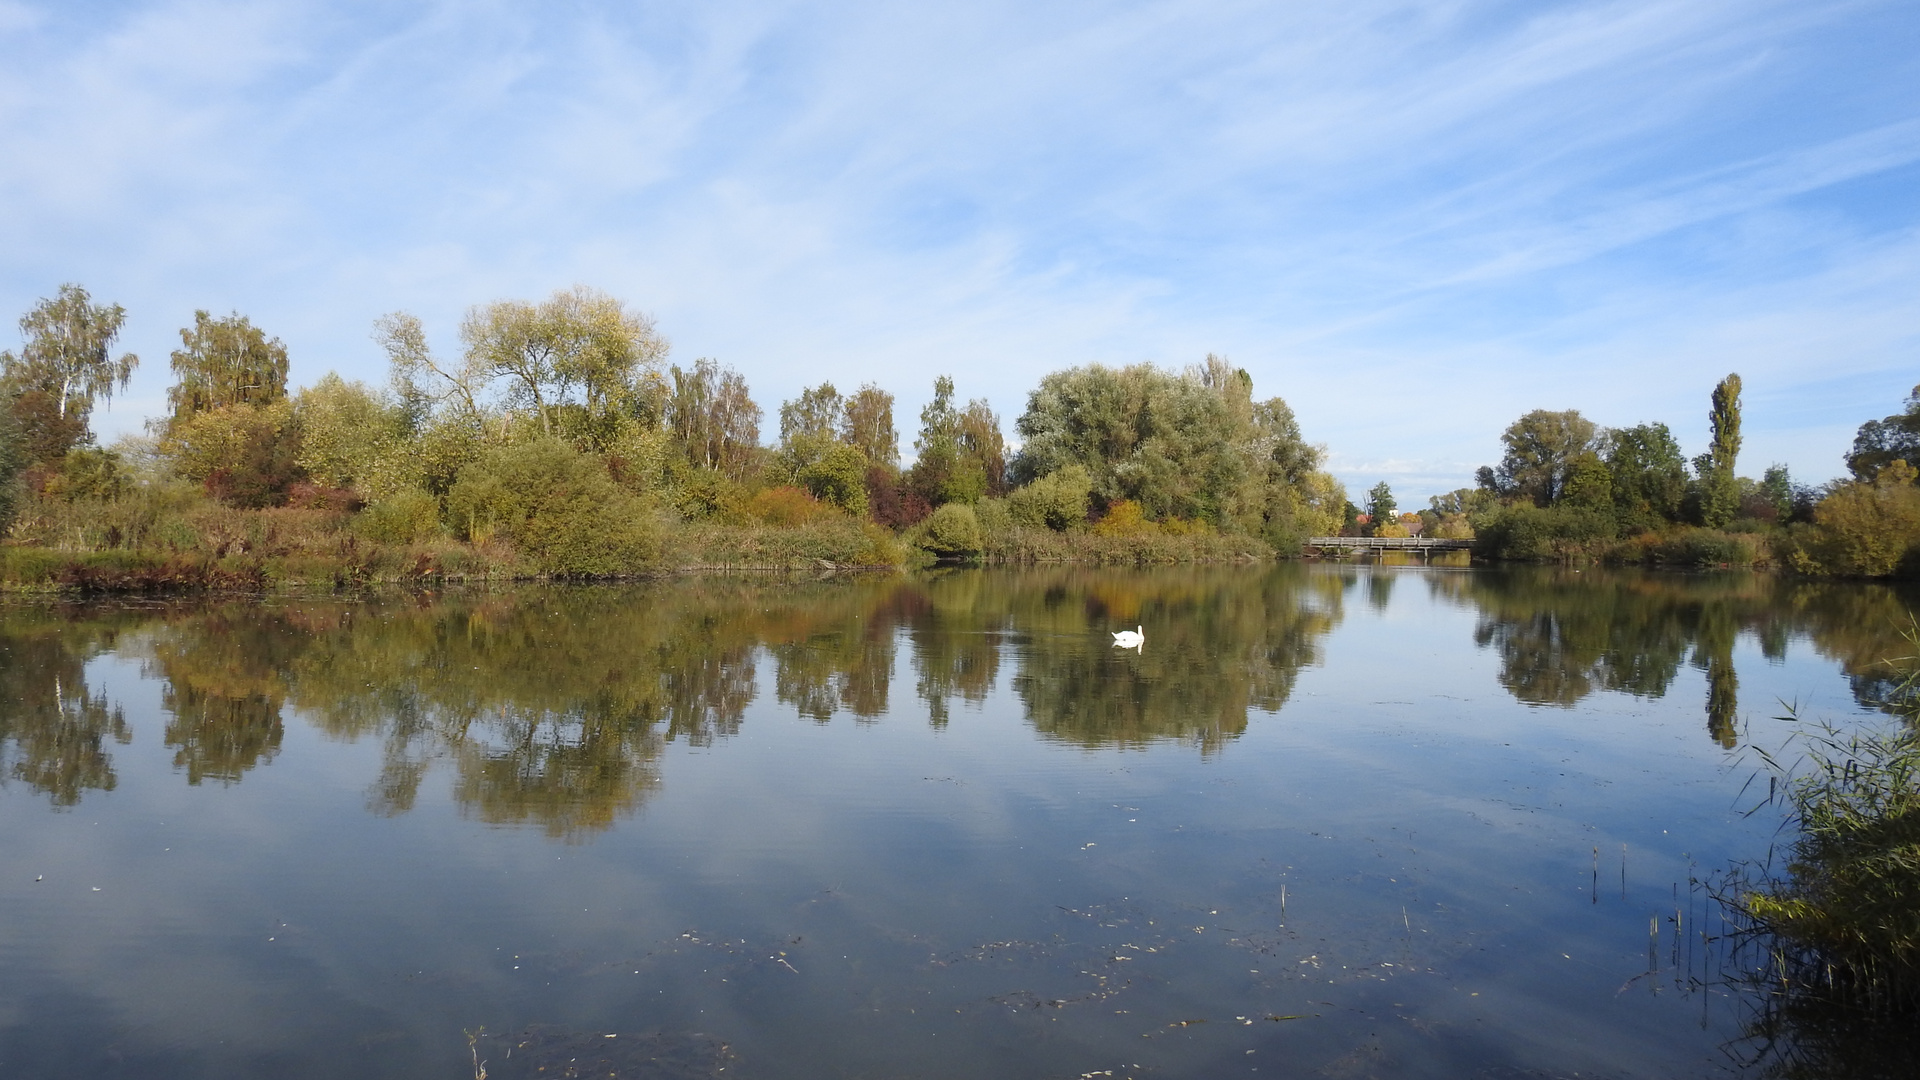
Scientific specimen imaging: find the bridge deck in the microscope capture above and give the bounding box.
[1302,536,1474,552]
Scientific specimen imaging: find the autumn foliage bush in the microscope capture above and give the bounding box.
[447,439,658,575]
[746,486,840,527]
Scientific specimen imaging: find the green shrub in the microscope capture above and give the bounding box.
[293,373,404,492]
[1007,465,1091,531]
[1653,527,1761,567]
[795,442,870,517]
[45,447,128,501]
[919,503,983,560]
[972,497,1013,537]
[1790,463,1920,577]
[671,467,748,523]
[355,488,443,544]
[447,439,657,575]
[1477,503,1616,560]
[161,400,305,508]
[852,522,907,567]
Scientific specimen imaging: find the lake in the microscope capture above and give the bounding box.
[1,564,1914,1079]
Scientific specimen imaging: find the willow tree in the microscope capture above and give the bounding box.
[1009,356,1337,537]
[459,286,668,443]
[1014,362,1224,524]
[167,310,290,421]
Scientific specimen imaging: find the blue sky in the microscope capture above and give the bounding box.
[2,0,1916,500]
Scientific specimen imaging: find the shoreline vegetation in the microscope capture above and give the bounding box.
[1,283,1916,593]
[1718,629,1920,1076]
[1429,375,1920,578]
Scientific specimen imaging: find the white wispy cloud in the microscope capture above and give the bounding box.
[0,0,1914,499]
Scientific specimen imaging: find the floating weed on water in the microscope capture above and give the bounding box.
[482,1026,734,1080]
[465,1026,487,1080]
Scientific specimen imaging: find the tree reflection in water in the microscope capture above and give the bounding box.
[1001,567,1345,754]
[1448,568,1920,745]
[0,607,134,806]
[3,567,1917,837]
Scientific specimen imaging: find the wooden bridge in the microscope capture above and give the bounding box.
[1302,536,1475,556]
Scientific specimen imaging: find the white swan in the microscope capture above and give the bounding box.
[1111,625,1144,650]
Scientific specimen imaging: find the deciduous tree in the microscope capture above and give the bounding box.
[1559,451,1613,511]
[168,310,289,422]
[1605,422,1687,528]
[667,359,761,480]
[1695,373,1743,527]
[375,311,477,426]
[1,283,138,436]
[161,400,304,507]
[779,383,845,448]
[1845,384,1920,483]
[1479,409,1598,506]
[910,376,997,507]
[459,286,667,442]
[842,384,898,470]
[1012,363,1243,521]
[293,374,407,495]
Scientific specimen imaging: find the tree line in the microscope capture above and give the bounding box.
[6,280,1914,576]
[0,283,1347,574]
[1347,372,1920,575]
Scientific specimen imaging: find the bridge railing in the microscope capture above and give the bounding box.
[1302,536,1475,552]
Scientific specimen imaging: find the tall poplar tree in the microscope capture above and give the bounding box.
[1695,373,1742,528]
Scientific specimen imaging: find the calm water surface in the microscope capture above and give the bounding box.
[1,564,1914,1079]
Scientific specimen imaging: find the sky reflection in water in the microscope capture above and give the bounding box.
[0,565,1914,1079]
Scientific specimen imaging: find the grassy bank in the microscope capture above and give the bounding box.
[1479,522,1779,568]
[0,493,1281,593]
[983,525,1272,565]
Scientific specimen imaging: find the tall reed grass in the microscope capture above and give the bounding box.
[1721,626,1920,1075]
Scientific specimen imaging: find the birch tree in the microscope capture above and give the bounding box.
[167,310,289,422]
[2,284,138,458]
